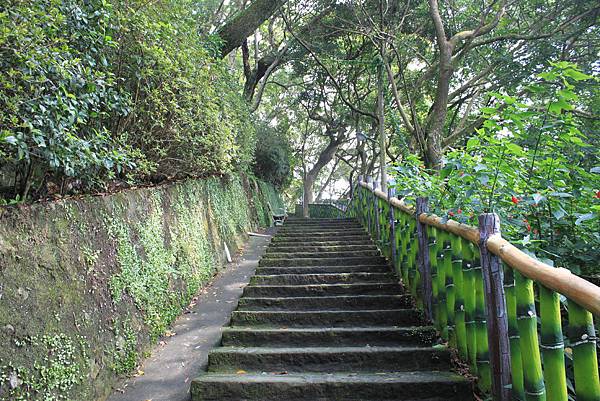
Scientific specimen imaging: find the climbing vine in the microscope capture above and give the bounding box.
[106,176,280,365]
[0,334,89,401]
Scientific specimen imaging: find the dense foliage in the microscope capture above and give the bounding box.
[0,0,267,202]
[392,63,599,274]
[252,122,292,189]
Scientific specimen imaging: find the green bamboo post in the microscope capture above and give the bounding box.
[378,195,386,252]
[356,178,361,221]
[504,266,525,401]
[452,235,467,360]
[515,271,545,401]
[388,187,396,266]
[410,233,420,302]
[568,301,600,401]
[444,238,454,345]
[416,197,432,321]
[473,251,491,392]
[382,196,390,257]
[369,179,375,237]
[463,240,478,373]
[396,223,403,278]
[407,219,415,283]
[436,234,449,340]
[373,181,381,242]
[400,214,410,285]
[539,284,567,401]
[429,227,440,328]
[365,176,373,234]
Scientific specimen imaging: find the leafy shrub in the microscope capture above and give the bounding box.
[0,0,137,199]
[392,63,599,274]
[0,0,262,202]
[252,122,292,188]
[111,0,255,180]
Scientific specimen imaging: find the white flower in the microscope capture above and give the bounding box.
[496,127,514,139]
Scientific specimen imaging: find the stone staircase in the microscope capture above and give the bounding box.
[191,218,473,400]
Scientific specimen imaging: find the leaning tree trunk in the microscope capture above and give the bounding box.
[301,132,344,217]
[425,54,452,169]
[217,0,288,58]
[302,175,316,218]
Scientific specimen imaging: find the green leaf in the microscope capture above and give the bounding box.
[4,135,17,145]
[506,143,524,155]
[538,71,558,81]
[548,98,572,114]
[563,68,592,81]
[532,193,544,205]
[575,213,595,226]
[549,192,573,198]
[552,208,566,220]
[466,138,480,150]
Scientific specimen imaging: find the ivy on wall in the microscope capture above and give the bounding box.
[0,175,281,400]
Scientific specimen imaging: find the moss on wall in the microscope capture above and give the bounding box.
[0,175,280,400]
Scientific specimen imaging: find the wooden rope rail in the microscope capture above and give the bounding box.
[358,180,600,316]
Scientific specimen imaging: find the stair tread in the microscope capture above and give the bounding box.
[234,308,414,314]
[211,345,446,353]
[192,218,473,401]
[243,294,410,301]
[193,371,468,384]
[224,325,433,332]
[246,283,400,288]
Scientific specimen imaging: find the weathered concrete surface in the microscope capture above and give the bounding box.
[192,218,474,400]
[107,228,274,401]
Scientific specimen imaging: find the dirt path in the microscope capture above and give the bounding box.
[107,229,274,401]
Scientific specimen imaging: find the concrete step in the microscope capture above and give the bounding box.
[193,218,474,401]
[236,294,413,311]
[277,227,365,234]
[277,228,364,234]
[270,239,374,247]
[272,232,369,240]
[208,346,452,373]
[221,326,436,347]
[250,273,397,286]
[273,230,370,240]
[230,309,423,327]
[191,371,473,401]
[255,264,391,275]
[259,256,388,267]
[263,250,381,259]
[265,244,377,253]
[284,218,357,224]
[243,282,403,297]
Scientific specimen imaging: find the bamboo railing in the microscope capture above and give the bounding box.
[346,176,600,401]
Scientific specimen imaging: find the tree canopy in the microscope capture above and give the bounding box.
[1,0,599,271]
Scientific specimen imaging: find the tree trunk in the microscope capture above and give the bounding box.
[301,131,345,217]
[426,0,454,170]
[377,58,387,191]
[302,176,315,218]
[426,55,452,169]
[217,0,288,58]
[315,158,339,202]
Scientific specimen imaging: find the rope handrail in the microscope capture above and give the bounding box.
[359,180,600,316]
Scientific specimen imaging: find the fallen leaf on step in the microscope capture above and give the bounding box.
[236,370,247,374]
